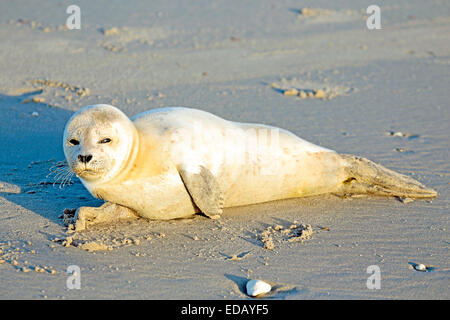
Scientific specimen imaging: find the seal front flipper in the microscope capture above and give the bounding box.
[178,165,224,219]
[74,202,138,231]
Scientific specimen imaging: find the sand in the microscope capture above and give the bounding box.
[0,0,449,299]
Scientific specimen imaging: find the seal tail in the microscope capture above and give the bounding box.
[339,154,437,199]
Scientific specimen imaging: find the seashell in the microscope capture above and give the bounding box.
[246,279,271,297]
[414,263,427,271]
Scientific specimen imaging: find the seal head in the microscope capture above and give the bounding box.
[63,104,138,184]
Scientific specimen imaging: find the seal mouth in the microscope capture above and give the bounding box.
[80,169,98,175]
[73,168,104,178]
[69,158,109,179]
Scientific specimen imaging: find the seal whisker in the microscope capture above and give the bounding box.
[47,160,75,187]
[52,170,70,183]
[60,172,74,188]
[59,171,71,188]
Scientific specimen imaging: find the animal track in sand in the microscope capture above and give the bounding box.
[97,26,168,53]
[259,222,313,250]
[8,18,68,33]
[271,78,355,101]
[0,240,57,275]
[295,8,361,24]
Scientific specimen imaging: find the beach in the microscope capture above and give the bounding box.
[0,0,449,299]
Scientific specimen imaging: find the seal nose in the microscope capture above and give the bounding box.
[78,154,93,164]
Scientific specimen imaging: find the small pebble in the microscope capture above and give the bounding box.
[101,27,119,36]
[32,97,45,103]
[314,89,326,98]
[34,266,45,273]
[284,88,298,96]
[299,90,308,99]
[62,237,73,247]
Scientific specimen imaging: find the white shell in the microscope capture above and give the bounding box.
[414,263,427,271]
[246,279,271,297]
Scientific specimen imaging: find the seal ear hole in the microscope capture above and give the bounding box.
[343,177,356,184]
[69,139,79,146]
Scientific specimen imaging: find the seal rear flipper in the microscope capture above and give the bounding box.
[339,154,438,199]
[178,165,224,219]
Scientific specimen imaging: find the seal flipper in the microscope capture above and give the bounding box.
[339,154,438,198]
[74,202,138,231]
[178,165,224,219]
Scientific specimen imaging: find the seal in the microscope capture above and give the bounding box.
[63,104,437,230]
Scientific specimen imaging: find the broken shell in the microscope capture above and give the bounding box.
[246,279,271,297]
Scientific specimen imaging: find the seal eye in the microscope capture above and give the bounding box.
[99,138,112,144]
[69,139,79,146]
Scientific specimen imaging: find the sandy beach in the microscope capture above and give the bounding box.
[0,0,449,299]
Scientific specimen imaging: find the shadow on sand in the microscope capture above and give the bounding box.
[0,92,101,224]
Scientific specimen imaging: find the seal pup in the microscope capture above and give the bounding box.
[63,104,437,230]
